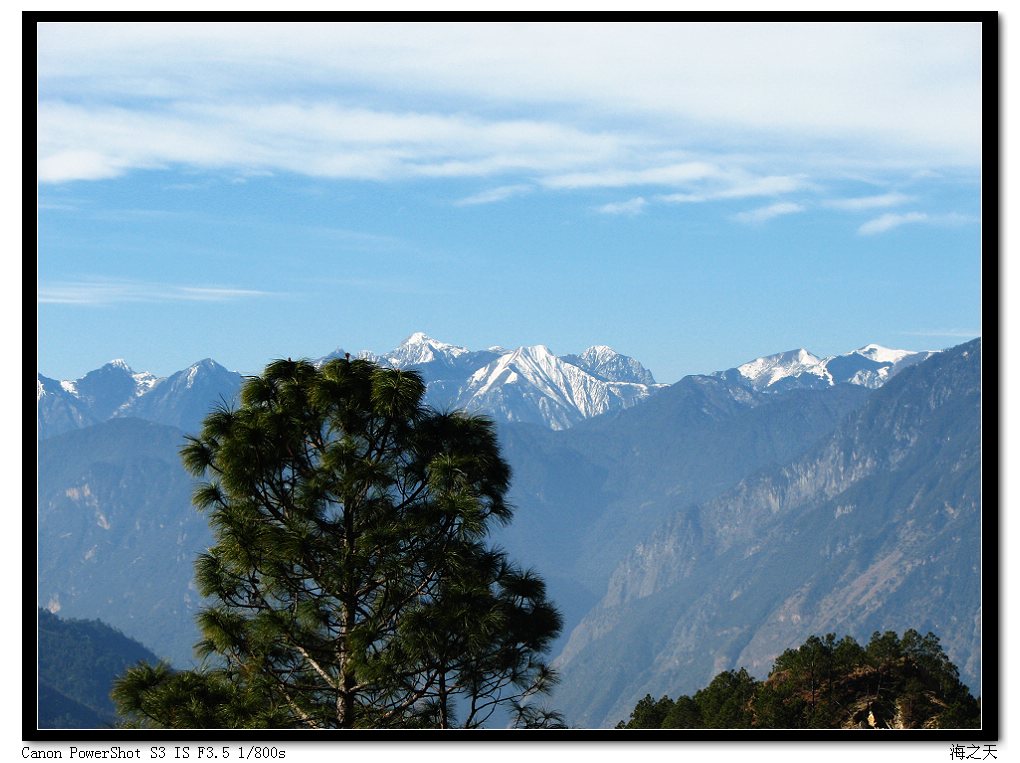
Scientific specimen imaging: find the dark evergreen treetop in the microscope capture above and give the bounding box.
[617,630,980,730]
[113,357,562,729]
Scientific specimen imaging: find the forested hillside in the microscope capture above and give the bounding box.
[38,609,159,728]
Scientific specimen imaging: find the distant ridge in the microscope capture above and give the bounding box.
[716,343,935,392]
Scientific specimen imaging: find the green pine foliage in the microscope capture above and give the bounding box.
[113,357,562,729]
[617,630,980,729]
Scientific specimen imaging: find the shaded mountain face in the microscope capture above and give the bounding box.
[550,340,981,728]
[37,374,96,435]
[37,418,212,667]
[38,609,160,729]
[495,373,872,659]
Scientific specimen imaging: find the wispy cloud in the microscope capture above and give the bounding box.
[455,184,533,206]
[858,212,929,235]
[38,278,273,306]
[824,192,912,211]
[37,22,982,167]
[856,211,975,236]
[596,197,647,216]
[657,174,806,204]
[35,22,981,199]
[733,201,805,224]
[543,162,718,190]
[37,100,629,185]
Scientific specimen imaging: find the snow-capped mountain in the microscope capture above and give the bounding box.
[318,333,662,429]
[37,359,243,438]
[37,360,159,436]
[454,344,658,430]
[127,359,244,433]
[562,345,657,385]
[381,331,469,367]
[38,335,662,437]
[718,344,935,393]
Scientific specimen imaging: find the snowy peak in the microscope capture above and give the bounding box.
[563,345,657,385]
[468,344,564,395]
[725,344,934,393]
[308,334,660,429]
[854,344,915,364]
[165,358,235,391]
[385,332,470,368]
[736,348,828,391]
[460,343,659,429]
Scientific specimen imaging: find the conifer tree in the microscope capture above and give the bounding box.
[113,357,561,729]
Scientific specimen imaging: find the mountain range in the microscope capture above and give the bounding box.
[37,333,932,439]
[35,334,981,728]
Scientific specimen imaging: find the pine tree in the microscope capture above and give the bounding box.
[113,357,561,729]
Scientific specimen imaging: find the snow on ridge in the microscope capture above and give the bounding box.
[851,344,921,364]
[732,343,936,392]
[460,342,655,427]
[573,344,657,385]
[60,379,79,396]
[737,348,827,388]
[387,332,470,366]
[132,372,159,394]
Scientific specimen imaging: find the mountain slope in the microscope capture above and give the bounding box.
[551,340,981,727]
[125,358,243,433]
[496,372,872,661]
[37,418,211,667]
[500,375,871,585]
[38,608,161,729]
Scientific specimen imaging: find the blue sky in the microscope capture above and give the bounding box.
[35,21,984,384]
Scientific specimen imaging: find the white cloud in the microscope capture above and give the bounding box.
[857,211,976,236]
[37,150,129,183]
[37,22,982,166]
[857,212,930,235]
[37,100,630,184]
[454,185,533,206]
[596,197,647,216]
[733,202,806,224]
[658,174,806,204]
[824,193,913,211]
[37,279,272,305]
[544,162,718,190]
[35,22,982,190]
